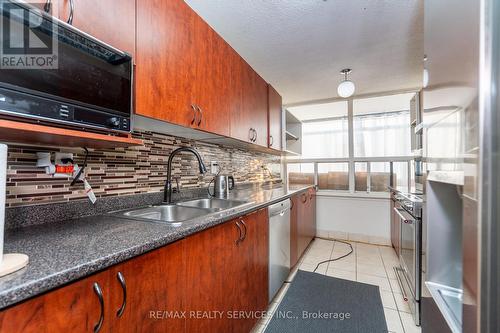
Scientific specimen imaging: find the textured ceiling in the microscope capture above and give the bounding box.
[184,0,424,104]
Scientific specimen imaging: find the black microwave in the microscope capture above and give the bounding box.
[0,1,133,133]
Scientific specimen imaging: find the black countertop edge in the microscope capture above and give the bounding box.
[0,184,313,310]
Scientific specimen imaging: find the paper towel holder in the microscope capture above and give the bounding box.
[0,144,28,277]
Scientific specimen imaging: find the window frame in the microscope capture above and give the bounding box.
[285,93,415,195]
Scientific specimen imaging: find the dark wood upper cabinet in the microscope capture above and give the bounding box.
[134,0,271,146]
[109,241,184,333]
[58,0,136,58]
[231,58,269,147]
[191,13,232,136]
[268,85,283,150]
[135,0,196,126]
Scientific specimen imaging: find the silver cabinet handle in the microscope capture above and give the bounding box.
[269,135,274,146]
[190,104,197,125]
[93,282,104,333]
[240,219,247,241]
[249,128,254,142]
[235,221,243,245]
[196,105,202,126]
[67,0,74,25]
[116,272,127,318]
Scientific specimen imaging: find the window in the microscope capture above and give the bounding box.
[302,119,348,158]
[286,93,415,194]
[287,163,314,186]
[318,163,349,191]
[289,101,348,158]
[353,94,412,157]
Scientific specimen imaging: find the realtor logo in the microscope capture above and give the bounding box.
[0,1,58,69]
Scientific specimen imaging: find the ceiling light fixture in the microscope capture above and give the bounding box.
[337,68,355,98]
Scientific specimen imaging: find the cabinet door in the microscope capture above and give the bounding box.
[136,0,195,126]
[297,191,310,258]
[234,209,269,332]
[109,241,184,333]
[192,15,231,136]
[0,270,109,333]
[184,220,242,333]
[267,85,283,150]
[290,194,299,267]
[58,0,136,57]
[308,188,317,241]
[231,58,268,146]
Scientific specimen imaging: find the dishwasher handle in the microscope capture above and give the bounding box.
[268,199,291,217]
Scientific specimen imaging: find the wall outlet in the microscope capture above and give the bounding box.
[210,161,219,174]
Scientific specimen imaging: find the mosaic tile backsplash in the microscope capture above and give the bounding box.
[5,131,282,207]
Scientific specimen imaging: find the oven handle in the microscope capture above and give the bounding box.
[393,267,409,301]
[393,207,414,224]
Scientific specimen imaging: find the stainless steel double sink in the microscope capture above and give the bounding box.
[113,198,249,226]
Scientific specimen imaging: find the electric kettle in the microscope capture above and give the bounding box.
[214,175,235,198]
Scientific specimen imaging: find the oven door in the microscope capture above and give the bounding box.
[394,204,421,300]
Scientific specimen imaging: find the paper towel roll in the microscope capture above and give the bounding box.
[0,144,6,263]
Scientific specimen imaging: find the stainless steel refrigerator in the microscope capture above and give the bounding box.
[422,0,500,332]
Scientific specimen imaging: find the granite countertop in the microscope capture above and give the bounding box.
[0,183,312,309]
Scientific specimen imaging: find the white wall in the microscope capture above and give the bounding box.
[315,193,391,246]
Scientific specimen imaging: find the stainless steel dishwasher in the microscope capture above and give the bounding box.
[268,199,291,302]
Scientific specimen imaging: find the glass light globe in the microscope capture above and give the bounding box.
[337,80,355,98]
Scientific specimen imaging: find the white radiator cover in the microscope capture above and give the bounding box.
[315,194,391,245]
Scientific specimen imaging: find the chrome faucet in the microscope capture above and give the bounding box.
[164,147,207,203]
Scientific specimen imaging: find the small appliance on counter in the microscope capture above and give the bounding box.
[213,175,235,198]
[0,144,28,277]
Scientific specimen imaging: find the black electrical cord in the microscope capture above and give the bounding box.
[70,147,89,186]
[313,239,354,273]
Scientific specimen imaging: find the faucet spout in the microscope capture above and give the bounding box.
[164,147,207,203]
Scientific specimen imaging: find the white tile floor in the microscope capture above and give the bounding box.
[251,238,421,333]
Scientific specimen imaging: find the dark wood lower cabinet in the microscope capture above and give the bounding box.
[0,210,269,333]
[291,188,317,267]
[0,270,107,333]
[185,209,269,333]
[290,194,299,267]
[109,241,185,333]
[233,209,269,332]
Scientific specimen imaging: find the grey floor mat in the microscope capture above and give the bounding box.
[265,270,388,333]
